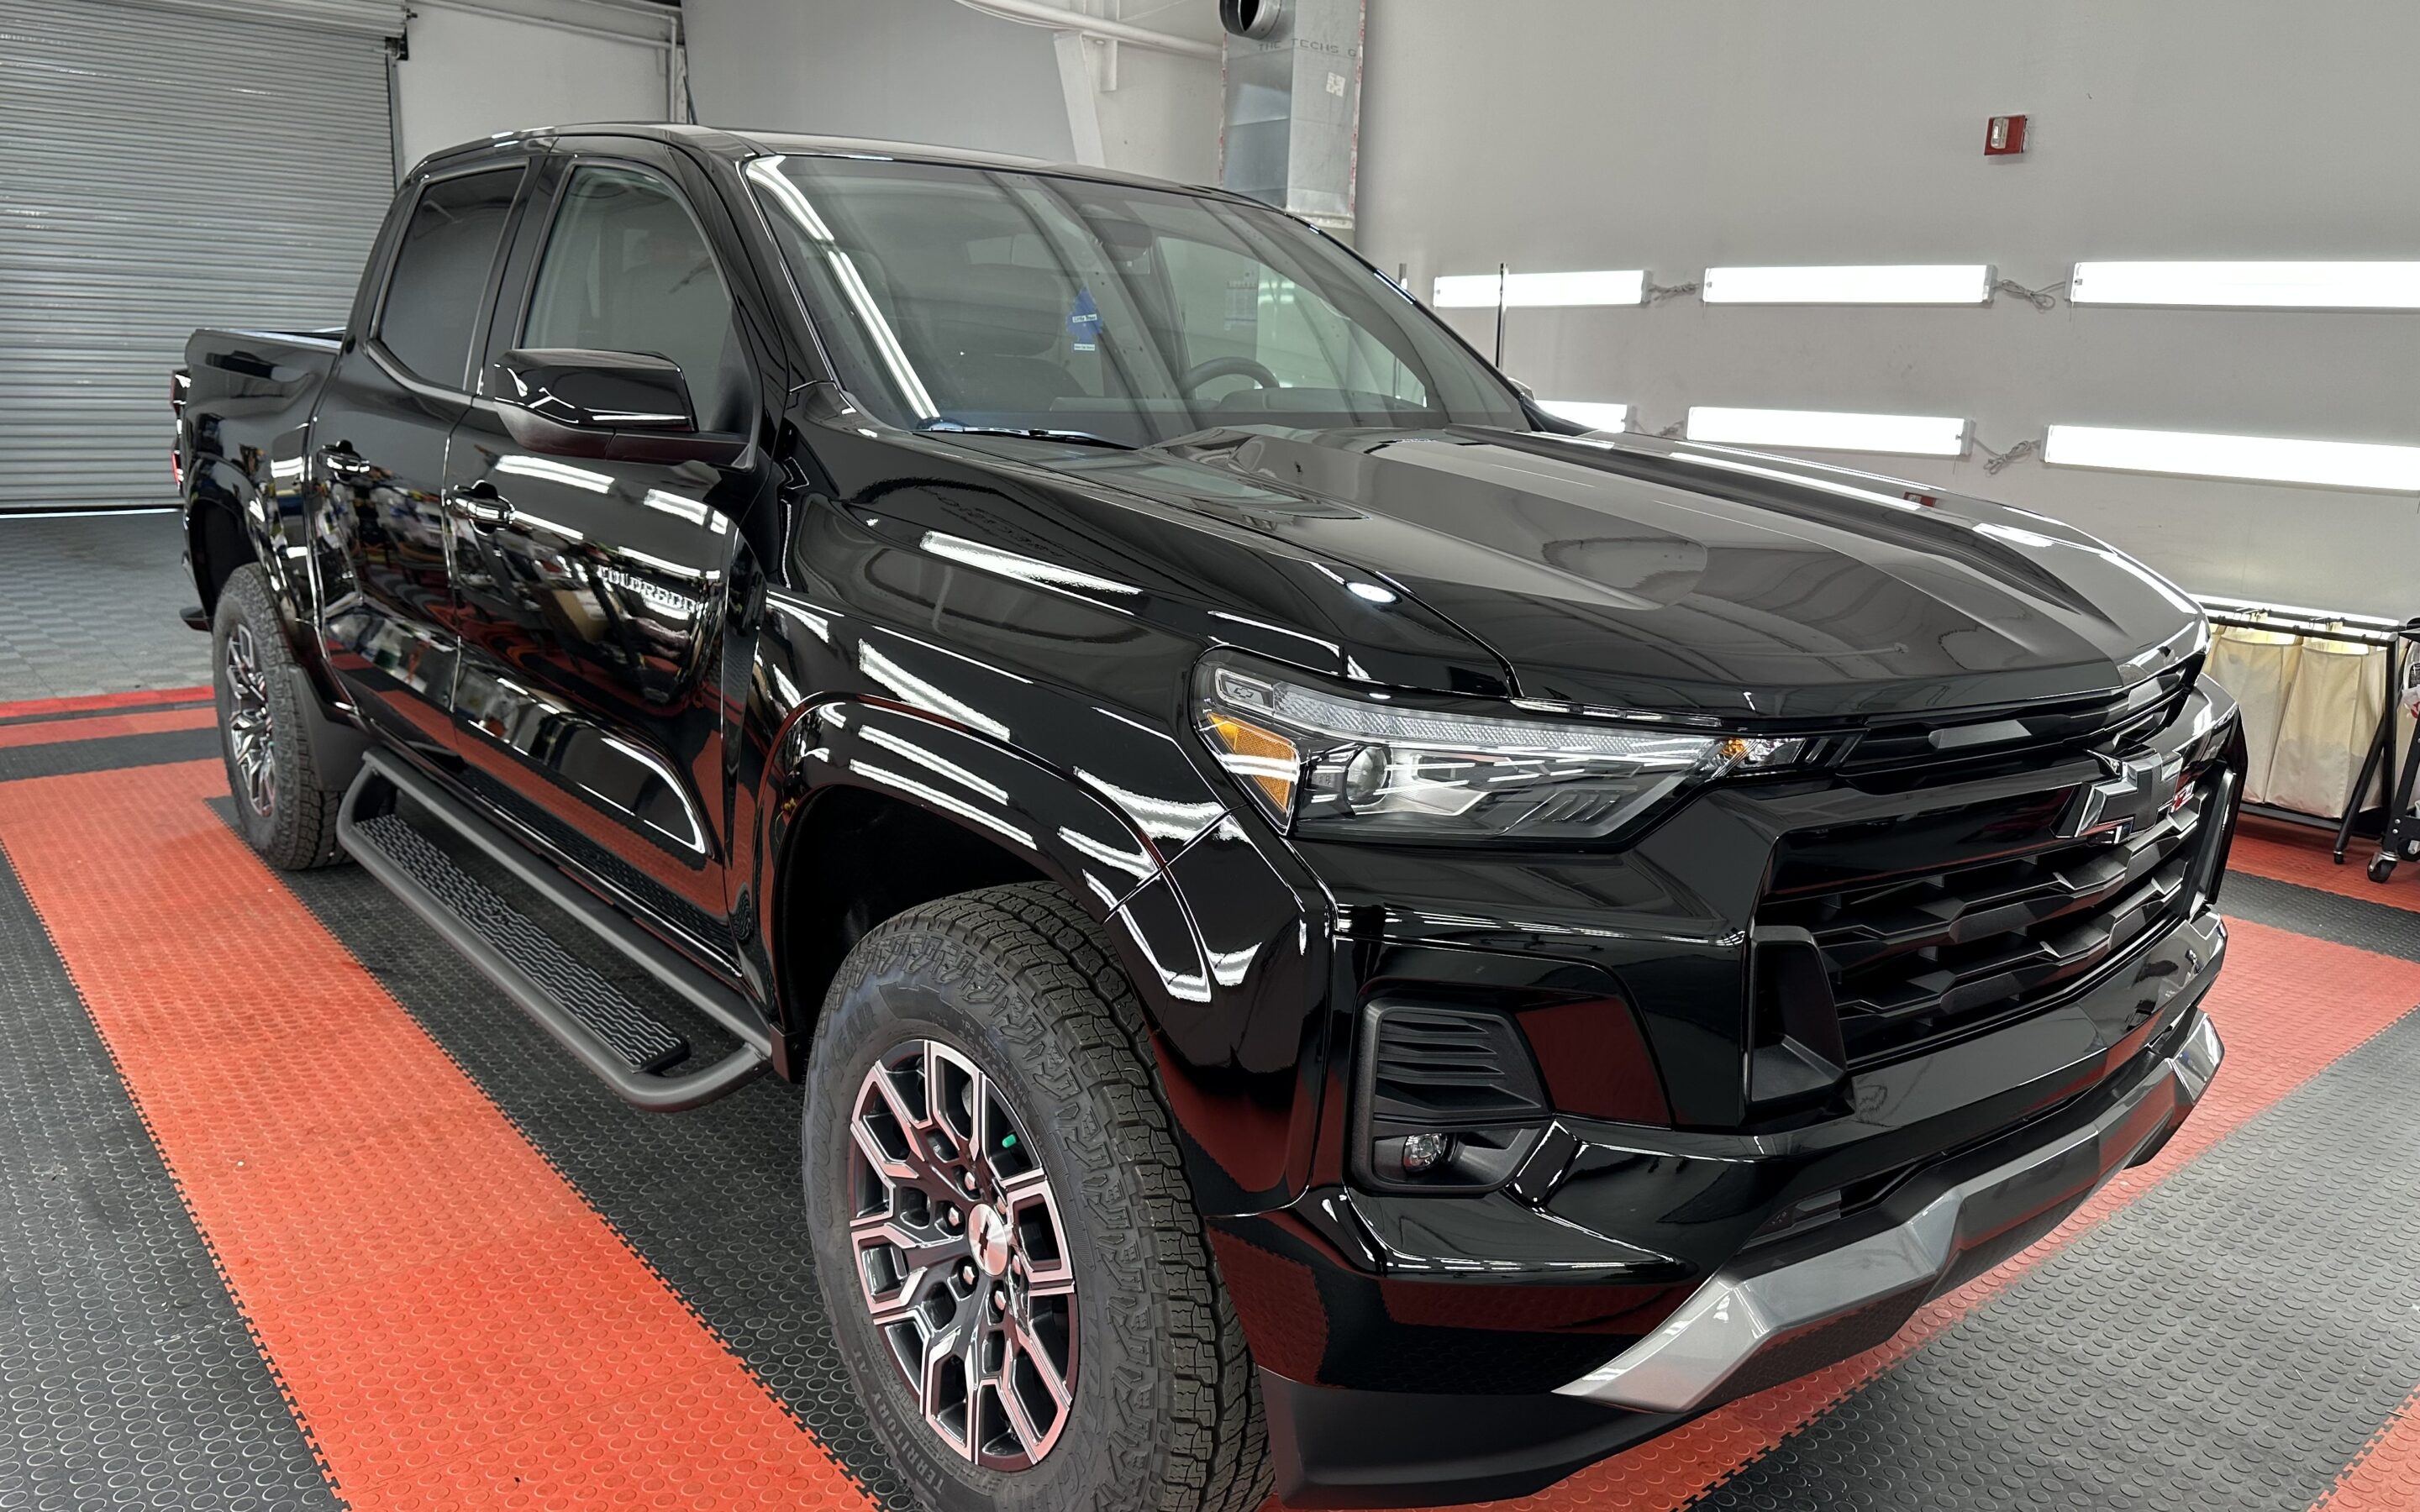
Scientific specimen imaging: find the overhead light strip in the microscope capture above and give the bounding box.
[2070,260,2420,310]
[1539,401,1630,433]
[1686,406,1972,458]
[1701,264,1996,306]
[1432,270,1646,308]
[2044,425,2420,492]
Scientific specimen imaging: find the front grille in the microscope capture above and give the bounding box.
[1759,777,2212,1067]
[1843,661,2200,787]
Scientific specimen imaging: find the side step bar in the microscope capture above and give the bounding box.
[339,748,768,1111]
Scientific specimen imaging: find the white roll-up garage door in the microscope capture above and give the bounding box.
[0,0,402,509]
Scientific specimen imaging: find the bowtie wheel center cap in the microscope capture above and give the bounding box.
[971,1204,1012,1277]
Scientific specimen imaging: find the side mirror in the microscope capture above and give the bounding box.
[490,349,744,465]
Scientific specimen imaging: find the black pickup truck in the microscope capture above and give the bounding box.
[174,124,2240,1511]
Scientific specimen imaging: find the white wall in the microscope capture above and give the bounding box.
[394,0,675,174]
[686,0,1076,161]
[1359,0,2420,617]
[682,0,1221,184]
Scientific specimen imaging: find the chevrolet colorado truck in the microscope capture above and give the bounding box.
[174,124,2240,1511]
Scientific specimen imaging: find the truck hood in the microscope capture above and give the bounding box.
[1046,426,2205,722]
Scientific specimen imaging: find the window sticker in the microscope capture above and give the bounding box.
[1225,276,1260,332]
[1067,286,1101,354]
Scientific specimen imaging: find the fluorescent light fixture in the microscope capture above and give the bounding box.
[1702,264,1995,306]
[2044,424,2420,493]
[2069,260,2420,310]
[1539,400,1630,432]
[1686,406,1972,458]
[1432,270,1646,308]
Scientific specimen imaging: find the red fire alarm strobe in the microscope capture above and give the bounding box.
[1986,114,2029,156]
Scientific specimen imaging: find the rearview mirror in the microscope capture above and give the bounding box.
[490,349,744,465]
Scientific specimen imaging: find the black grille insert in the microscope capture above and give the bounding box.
[1844,663,2199,787]
[1760,779,2212,1067]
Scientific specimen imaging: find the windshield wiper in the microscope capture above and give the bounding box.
[916,422,1138,450]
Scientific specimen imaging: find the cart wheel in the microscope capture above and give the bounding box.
[2370,855,2397,884]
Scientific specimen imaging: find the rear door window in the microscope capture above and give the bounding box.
[377,167,523,389]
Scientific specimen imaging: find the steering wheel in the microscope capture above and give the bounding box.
[1179,355,1281,396]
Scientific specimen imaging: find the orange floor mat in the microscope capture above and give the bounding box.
[2229,816,2420,913]
[0,760,874,1512]
[0,684,210,719]
[0,704,217,748]
[2314,1392,2420,1511]
[1442,916,2420,1512]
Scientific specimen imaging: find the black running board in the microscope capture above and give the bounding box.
[339,748,768,1112]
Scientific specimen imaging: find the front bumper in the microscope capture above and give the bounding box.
[1260,1000,2224,1508]
[1556,1008,2223,1414]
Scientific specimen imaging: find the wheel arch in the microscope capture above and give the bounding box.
[183,428,314,645]
[760,694,1334,1214]
[762,698,1173,1048]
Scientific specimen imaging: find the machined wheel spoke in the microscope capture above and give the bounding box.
[851,1212,962,1275]
[919,1320,971,1451]
[1023,1268,1077,1301]
[992,1376,1049,1462]
[1006,1314,1072,1410]
[846,1036,1077,1474]
[848,1111,920,1186]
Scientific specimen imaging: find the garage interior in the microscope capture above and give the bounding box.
[2,2,2417,1509]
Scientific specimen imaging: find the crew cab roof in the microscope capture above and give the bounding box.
[411,121,1235,202]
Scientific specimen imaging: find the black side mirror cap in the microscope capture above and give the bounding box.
[490,349,746,466]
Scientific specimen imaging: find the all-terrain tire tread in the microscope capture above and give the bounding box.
[813,881,1272,1512]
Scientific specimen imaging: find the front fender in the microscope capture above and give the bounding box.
[763,692,1333,1214]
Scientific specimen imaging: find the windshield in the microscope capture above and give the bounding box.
[744,154,1531,447]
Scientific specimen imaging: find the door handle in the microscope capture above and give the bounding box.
[446,482,513,528]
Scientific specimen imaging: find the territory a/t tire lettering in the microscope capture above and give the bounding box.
[802,882,1270,1512]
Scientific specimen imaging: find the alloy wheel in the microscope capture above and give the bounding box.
[224,622,277,818]
[847,1038,1077,1472]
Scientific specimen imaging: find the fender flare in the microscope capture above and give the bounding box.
[764,693,1171,948]
[760,694,1331,1212]
[184,424,313,643]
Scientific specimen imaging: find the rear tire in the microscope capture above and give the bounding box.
[213,564,346,870]
[802,882,1270,1512]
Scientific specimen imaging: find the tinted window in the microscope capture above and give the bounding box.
[746,155,1525,447]
[523,165,750,433]
[379,168,521,388]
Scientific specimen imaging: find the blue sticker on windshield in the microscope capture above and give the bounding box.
[1067,286,1100,354]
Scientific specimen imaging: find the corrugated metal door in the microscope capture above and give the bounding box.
[0,0,400,508]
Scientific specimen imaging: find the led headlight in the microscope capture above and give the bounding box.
[1197,656,1806,843]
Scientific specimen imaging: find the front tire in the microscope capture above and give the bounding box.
[802,883,1270,1512]
[213,564,345,870]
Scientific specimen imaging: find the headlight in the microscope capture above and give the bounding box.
[1197,655,1807,843]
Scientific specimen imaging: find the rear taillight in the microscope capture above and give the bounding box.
[170,370,190,486]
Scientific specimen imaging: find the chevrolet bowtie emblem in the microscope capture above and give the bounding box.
[2060,752,2182,841]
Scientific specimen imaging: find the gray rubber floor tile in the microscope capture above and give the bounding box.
[0,843,336,1511]
[1694,1004,2420,1512]
[0,513,208,701]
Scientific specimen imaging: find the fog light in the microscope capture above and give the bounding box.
[1400,1132,1452,1176]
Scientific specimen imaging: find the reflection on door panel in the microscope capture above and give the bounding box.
[316,165,523,752]
[441,156,756,948]
[445,447,734,926]
[450,484,724,860]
